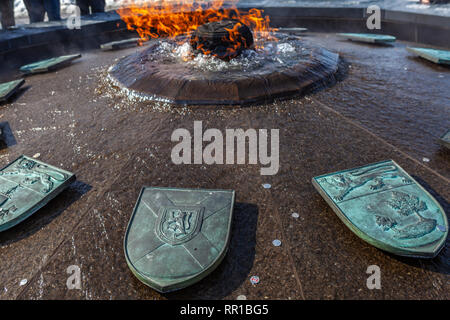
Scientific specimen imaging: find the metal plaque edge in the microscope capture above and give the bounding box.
[0,79,25,102]
[20,54,82,74]
[437,130,450,149]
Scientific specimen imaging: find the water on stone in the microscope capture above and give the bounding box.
[153,34,312,73]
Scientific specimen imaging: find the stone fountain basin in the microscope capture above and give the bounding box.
[108,37,339,105]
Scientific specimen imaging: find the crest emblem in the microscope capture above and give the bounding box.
[313,160,448,258]
[0,155,75,232]
[156,206,204,245]
[124,187,235,293]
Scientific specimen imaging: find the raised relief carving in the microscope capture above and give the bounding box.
[156,206,204,245]
[0,156,75,230]
[0,185,21,221]
[0,158,67,194]
[313,160,447,257]
[373,191,437,240]
[319,164,412,202]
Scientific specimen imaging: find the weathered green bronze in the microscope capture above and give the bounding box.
[0,79,24,102]
[0,155,75,232]
[100,38,143,51]
[124,187,235,292]
[407,47,450,65]
[337,33,396,44]
[20,54,82,74]
[438,130,450,149]
[312,160,448,258]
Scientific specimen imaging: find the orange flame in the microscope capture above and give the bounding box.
[116,0,276,53]
[223,22,247,57]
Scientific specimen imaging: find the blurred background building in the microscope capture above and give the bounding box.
[1,0,450,29]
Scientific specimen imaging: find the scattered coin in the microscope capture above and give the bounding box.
[250,275,260,285]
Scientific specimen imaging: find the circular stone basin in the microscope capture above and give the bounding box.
[108,33,340,105]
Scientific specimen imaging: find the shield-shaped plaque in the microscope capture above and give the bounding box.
[0,155,75,232]
[407,47,450,65]
[20,54,82,75]
[100,38,143,51]
[312,160,448,258]
[438,130,450,149]
[337,33,396,44]
[278,27,308,33]
[124,187,235,292]
[0,79,25,103]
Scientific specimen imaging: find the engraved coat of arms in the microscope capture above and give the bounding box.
[313,160,448,258]
[156,206,204,245]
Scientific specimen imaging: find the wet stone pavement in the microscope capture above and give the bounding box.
[0,33,448,300]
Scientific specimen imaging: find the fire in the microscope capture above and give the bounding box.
[224,22,245,55]
[116,0,276,53]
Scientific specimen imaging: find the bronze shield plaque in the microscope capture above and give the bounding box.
[124,187,235,293]
[0,155,75,232]
[20,54,81,74]
[312,160,448,258]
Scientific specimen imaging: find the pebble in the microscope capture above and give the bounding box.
[32,153,40,158]
[291,212,299,218]
[19,279,27,286]
[272,239,282,247]
[262,183,271,189]
[237,295,247,300]
[422,157,430,162]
